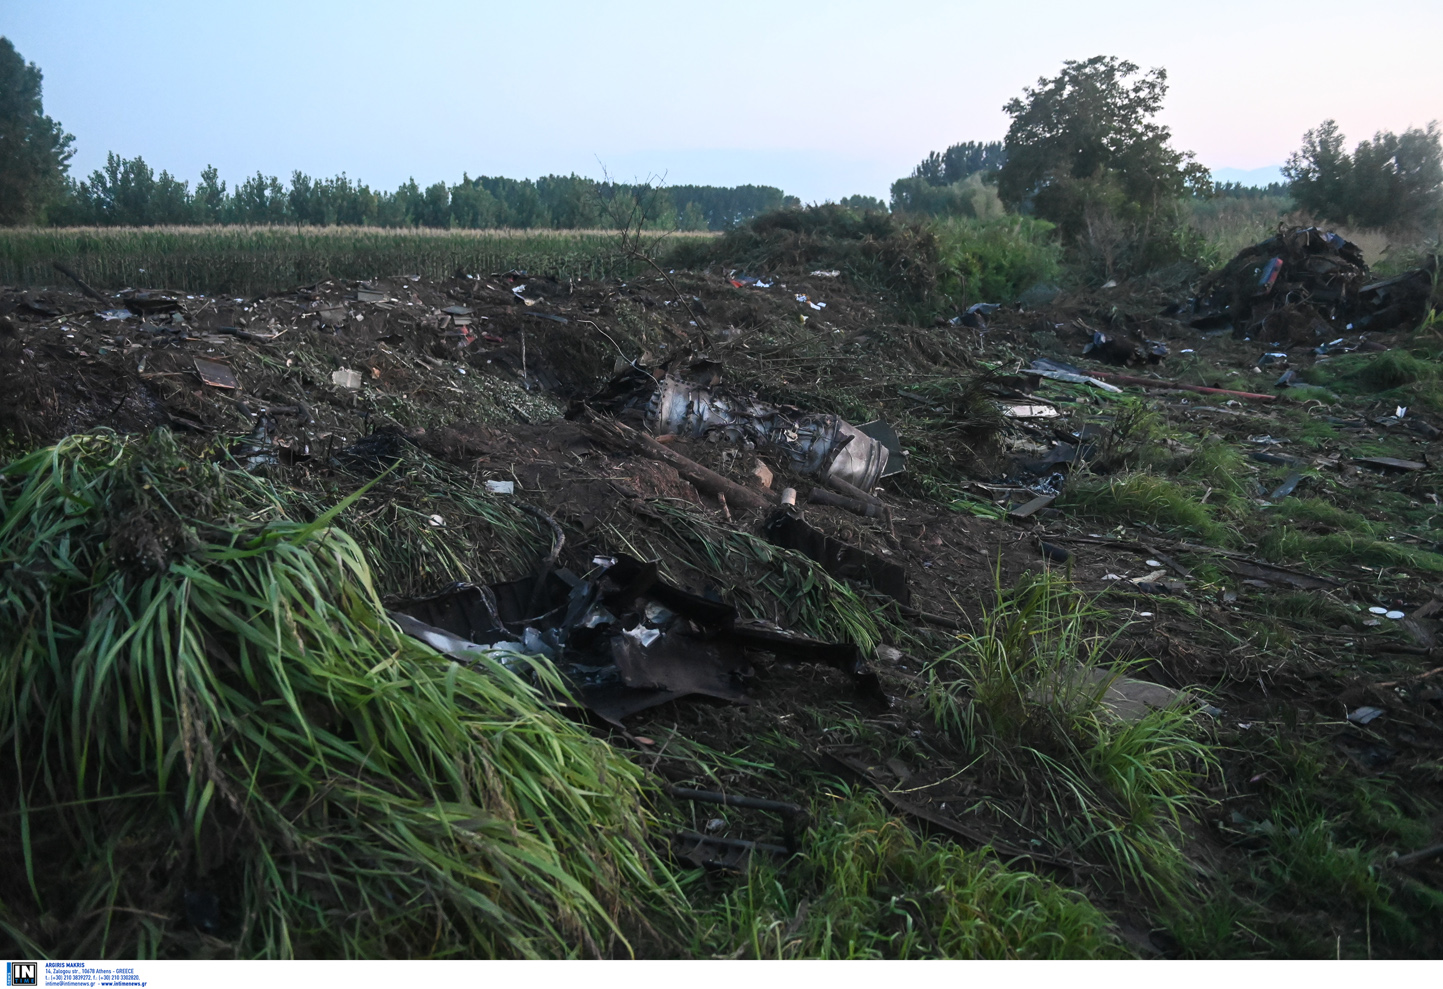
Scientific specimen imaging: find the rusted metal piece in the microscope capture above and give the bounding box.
[764,509,909,603]
[666,787,808,852]
[194,358,238,390]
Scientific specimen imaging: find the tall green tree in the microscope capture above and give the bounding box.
[1284,119,1442,231]
[0,37,75,224]
[997,55,1209,274]
[194,165,227,224]
[912,141,1007,187]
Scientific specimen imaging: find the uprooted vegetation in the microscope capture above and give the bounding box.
[2,213,1442,960]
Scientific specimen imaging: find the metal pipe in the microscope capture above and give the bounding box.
[666,787,805,818]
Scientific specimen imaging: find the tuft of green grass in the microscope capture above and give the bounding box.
[1351,351,1436,391]
[1062,474,1226,543]
[1280,384,1341,403]
[1092,398,1173,471]
[685,790,1128,959]
[1257,527,1443,574]
[1250,590,1358,629]
[1276,496,1374,534]
[1183,733,1443,958]
[923,572,1218,903]
[1304,350,1438,395]
[0,431,681,959]
[1177,440,1252,496]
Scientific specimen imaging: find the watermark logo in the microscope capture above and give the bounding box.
[6,963,37,987]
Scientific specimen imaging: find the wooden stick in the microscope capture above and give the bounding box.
[52,261,109,304]
[582,417,773,511]
[1391,842,1443,868]
[1087,370,1277,402]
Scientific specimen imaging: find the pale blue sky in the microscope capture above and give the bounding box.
[4,0,1439,202]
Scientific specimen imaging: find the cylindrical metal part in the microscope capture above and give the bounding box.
[808,487,880,517]
[644,375,889,488]
[827,473,882,506]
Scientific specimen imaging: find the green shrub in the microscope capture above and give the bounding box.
[932,214,1063,304]
[682,204,946,317]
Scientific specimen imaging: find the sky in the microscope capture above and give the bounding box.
[4,0,1441,204]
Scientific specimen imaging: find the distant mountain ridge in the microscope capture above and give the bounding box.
[1210,165,1286,188]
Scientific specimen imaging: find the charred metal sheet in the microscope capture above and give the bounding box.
[1188,228,1437,341]
[610,633,751,707]
[763,509,909,604]
[194,359,238,390]
[666,787,807,853]
[1355,456,1426,472]
[390,552,884,723]
[670,832,791,870]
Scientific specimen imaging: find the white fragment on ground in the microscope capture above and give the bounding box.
[1348,706,1385,725]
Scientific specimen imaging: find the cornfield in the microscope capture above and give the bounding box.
[0,226,718,296]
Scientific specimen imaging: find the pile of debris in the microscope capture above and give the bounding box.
[1181,226,1438,341]
[389,553,885,726]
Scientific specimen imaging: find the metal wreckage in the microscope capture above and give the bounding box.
[385,362,910,730]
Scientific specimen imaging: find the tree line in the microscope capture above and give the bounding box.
[45,153,795,231]
[4,35,1439,249]
[0,37,794,230]
[882,56,1440,277]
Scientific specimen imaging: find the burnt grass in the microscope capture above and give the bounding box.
[2,256,1442,959]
